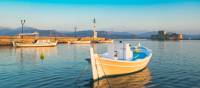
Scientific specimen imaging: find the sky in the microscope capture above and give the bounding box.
[0,0,200,34]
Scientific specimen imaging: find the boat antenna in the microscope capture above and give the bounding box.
[138,42,141,47]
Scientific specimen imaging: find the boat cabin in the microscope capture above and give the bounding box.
[101,43,150,61]
[18,32,39,38]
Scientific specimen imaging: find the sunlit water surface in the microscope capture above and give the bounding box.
[0,40,200,88]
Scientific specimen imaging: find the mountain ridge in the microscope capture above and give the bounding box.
[0,27,199,39]
[0,27,134,39]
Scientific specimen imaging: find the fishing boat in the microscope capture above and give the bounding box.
[70,41,91,44]
[96,40,113,43]
[12,40,57,47]
[90,42,152,80]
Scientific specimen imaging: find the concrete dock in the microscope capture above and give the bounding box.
[0,36,113,46]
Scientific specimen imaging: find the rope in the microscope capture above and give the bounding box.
[94,54,101,88]
[97,55,112,88]
[74,64,89,88]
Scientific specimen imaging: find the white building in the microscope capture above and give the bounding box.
[92,18,97,38]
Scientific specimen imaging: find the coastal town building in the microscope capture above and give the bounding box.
[151,30,183,40]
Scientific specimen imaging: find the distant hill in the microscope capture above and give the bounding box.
[65,30,134,39]
[63,30,134,39]
[135,31,200,40]
[0,27,65,36]
[134,31,157,39]
[183,34,200,40]
[0,27,134,39]
[99,31,134,39]
[0,27,19,36]
[0,27,199,39]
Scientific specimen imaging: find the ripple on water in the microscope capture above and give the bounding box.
[0,41,200,88]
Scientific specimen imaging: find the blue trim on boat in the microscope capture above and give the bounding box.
[131,47,150,61]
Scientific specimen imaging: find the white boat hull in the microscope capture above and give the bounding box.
[12,41,57,47]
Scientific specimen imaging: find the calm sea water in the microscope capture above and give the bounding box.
[0,40,200,88]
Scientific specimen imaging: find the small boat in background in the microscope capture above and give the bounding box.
[70,41,91,44]
[90,42,152,80]
[96,40,113,43]
[12,40,57,47]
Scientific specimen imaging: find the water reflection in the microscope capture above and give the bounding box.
[157,40,183,49]
[178,40,183,49]
[0,40,199,88]
[14,47,58,60]
[13,47,58,70]
[93,68,151,88]
[158,41,166,49]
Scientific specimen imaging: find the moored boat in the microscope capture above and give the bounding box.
[12,40,57,47]
[70,41,91,44]
[96,40,113,43]
[90,43,152,80]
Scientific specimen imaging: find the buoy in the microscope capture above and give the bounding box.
[40,53,45,60]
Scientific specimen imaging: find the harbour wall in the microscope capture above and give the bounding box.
[0,36,112,46]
